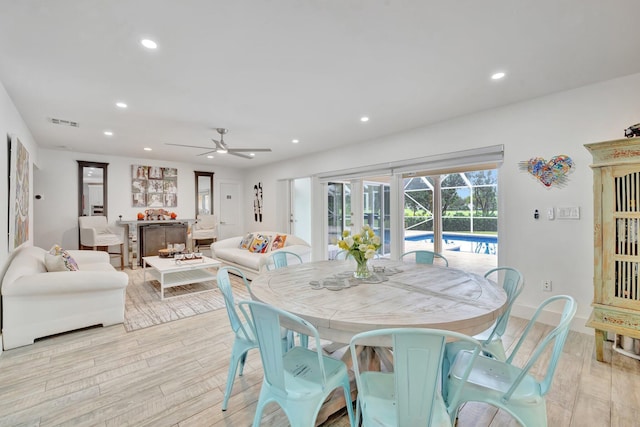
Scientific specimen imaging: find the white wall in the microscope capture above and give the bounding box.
[0,80,39,339]
[33,148,245,252]
[241,72,640,333]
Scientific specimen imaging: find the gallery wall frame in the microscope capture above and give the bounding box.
[8,135,29,251]
[131,165,178,208]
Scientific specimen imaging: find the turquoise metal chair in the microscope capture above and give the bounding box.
[400,250,449,266]
[263,250,308,348]
[446,295,577,427]
[239,300,355,427]
[216,266,258,411]
[334,250,352,260]
[445,267,524,364]
[349,328,482,427]
[264,250,303,271]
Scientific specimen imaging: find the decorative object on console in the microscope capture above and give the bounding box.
[8,135,29,251]
[625,123,640,138]
[131,165,178,208]
[518,154,574,187]
[145,208,172,220]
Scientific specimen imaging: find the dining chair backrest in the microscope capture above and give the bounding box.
[240,300,324,389]
[216,266,258,411]
[446,295,577,426]
[505,294,577,397]
[350,328,481,426]
[400,250,449,266]
[264,250,303,271]
[334,250,351,260]
[216,266,253,340]
[483,267,524,342]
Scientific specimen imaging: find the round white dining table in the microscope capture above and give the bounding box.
[249,259,507,344]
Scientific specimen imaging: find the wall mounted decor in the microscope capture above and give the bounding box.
[254,182,263,222]
[8,135,30,251]
[519,155,574,187]
[625,123,640,138]
[131,165,178,207]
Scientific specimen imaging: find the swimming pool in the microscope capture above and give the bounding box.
[405,232,497,254]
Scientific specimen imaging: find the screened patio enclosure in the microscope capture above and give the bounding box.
[327,168,498,271]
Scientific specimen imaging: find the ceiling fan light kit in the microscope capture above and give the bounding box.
[165,127,271,160]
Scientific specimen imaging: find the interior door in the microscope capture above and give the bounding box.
[291,178,311,243]
[219,181,242,239]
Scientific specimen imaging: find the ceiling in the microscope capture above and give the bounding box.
[1,1,640,169]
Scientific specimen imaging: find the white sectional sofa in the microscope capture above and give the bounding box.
[211,231,311,279]
[1,246,129,350]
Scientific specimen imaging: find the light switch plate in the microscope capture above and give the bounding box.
[557,207,580,219]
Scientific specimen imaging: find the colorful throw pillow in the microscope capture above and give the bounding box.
[270,234,287,251]
[44,245,79,272]
[248,234,271,253]
[239,233,254,249]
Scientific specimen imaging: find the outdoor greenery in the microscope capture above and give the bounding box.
[404,170,498,233]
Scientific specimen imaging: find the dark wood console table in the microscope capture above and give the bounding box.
[117,219,194,267]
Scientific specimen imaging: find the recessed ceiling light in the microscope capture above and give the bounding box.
[207,155,214,159]
[360,116,369,122]
[141,39,158,49]
[116,102,128,108]
[103,130,113,136]
[144,147,152,151]
[249,153,255,157]
[491,72,506,80]
[292,139,299,144]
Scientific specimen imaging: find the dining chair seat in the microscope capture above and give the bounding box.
[240,300,355,427]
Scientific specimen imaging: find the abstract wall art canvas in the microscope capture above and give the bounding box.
[8,136,29,251]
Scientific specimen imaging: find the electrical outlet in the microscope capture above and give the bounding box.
[543,280,552,292]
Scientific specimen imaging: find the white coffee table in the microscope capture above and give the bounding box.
[142,255,222,300]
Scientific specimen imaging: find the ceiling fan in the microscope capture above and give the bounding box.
[166,128,272,159]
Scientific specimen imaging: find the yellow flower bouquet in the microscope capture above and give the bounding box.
[337,225,381,278]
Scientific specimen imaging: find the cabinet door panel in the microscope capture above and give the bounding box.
[607,166,640,309]
[165,224,187,246]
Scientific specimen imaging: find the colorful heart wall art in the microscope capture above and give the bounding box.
[519,155,574,187]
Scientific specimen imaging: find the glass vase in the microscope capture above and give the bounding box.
[353,257,372,279]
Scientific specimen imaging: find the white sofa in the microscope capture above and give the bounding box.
[1,246,129,350]
[211,231,311,279]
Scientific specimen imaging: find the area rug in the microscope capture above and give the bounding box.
[123,267,250,332]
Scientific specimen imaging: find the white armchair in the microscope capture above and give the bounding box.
[191,214,218,251]
[78,216,124,270]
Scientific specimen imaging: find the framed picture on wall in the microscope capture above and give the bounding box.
[8,135,29,251]
[131,164,178,207]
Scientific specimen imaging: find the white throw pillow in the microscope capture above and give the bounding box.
[44,245,79,272]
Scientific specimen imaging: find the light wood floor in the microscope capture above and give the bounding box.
[1,307,639,426]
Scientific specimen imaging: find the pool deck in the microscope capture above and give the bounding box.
[403,230,497,276]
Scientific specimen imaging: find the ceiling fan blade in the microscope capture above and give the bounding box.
[196,150,217,156]
[229,148,272,153]
[165,143,214,150]
[228,151,254,160]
